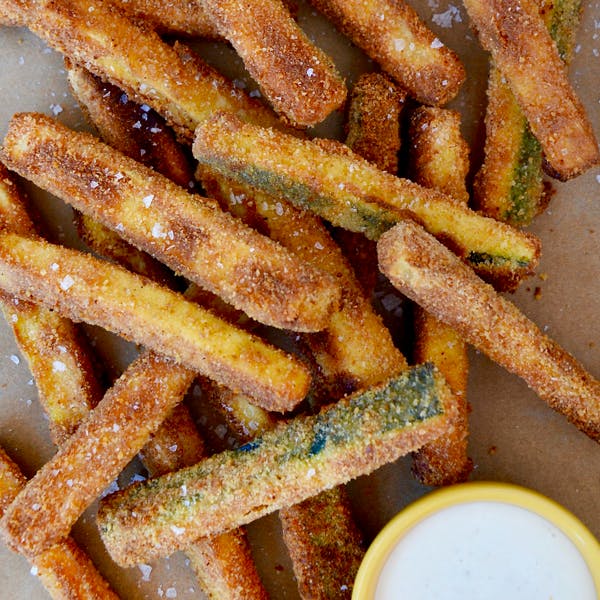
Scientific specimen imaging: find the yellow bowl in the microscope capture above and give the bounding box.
[353,481,600,599]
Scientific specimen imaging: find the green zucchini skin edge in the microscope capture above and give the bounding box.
[98,363,449,565]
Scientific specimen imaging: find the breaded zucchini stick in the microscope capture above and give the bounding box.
[2,0,282,141]
[193,113,541,291]
[199,174,408,396]
[378,220,600,442]
[345,72,406,176]
[97,364,453,566]
[473,0,582,225]
[0,232,310,410]
[408,107,472,486]
[340,72,406,295]
[199,0,346,127]
[308,0,465,105]
[0,352,196,558]
[0,447,120,599]
[68,64,191,289]
[0,163,103,445]
[462,0,599,181]
[2,113,341,333]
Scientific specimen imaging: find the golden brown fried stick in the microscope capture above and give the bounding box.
[408,107,469,204]
[472,0,582,225]
[279,488,364,600]
[193,112,542,291]
[408,106,472,486]
[340,72,406,296]
[0,352,196,558]
[0,447,120,599]
[462,0,599,180]
[2,112,341,332]
[199,174,408,397]
[97,364,453,567]
[308,0,465,105]
[67,63,191,289]
[0,163,103,445]
[378,220,600,442]
[345,72,406,175]
[0,232,310,410]
[199,0,346,127]
[2,0,282,141]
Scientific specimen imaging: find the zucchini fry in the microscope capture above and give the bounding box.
[340,72,406,295]
[279,488,364,600]
[0,232,310,410]
[0,163,103,445]
[0,447,120,599]
[68,64,191,289]
[2,0,281,141]
[0,352,195,558]
[199,0,346,127]
[473,0,582,225]
[378,220,600,442]
[408,107,472,486]
[462,0,599,181]
[2,113,341,332]
[97,364,453,567]
[345,72,406,176]
[193,113,541,291]
[308,0,465,105]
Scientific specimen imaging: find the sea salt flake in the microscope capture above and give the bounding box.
[432,4,462,28]
[89,180,99,189]
[50,262,59,271]
[152,222,167,238]
[139,564,153,581]
[170,525,186,535]
[10,355,20,365]
[60,275,75,290]
[53,360,67,372]
[30,566,39,576]
[431,37,444,49]
[50,103,63,115]
[166,588,177,598]
[142,193,154,207]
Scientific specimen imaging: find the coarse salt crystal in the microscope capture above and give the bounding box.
[138,564,153,581]
[166,588,177,598]
[394,38,406,51]
[90,180,99,189]
[152,223,167,238]
[431,37,444,49]
[53,360,66,372]
[306,67,315,77]
[10,355,20,365]
[113,423,121,432]
[170,525,186,535]
[50,262,59,271]
[142,194,154,207]
[60,275,75,290]
[30,566,39,576]
[50,103,63,116]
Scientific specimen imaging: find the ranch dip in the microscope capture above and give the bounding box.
[375,501,597,599]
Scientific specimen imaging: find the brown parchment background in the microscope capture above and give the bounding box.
[0,1,598,598]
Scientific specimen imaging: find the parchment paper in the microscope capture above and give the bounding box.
[0,1,598,598]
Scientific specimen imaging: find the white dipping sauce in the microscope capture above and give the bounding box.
[375,501,596,599]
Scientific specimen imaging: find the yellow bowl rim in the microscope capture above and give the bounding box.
[352,480,600,599]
